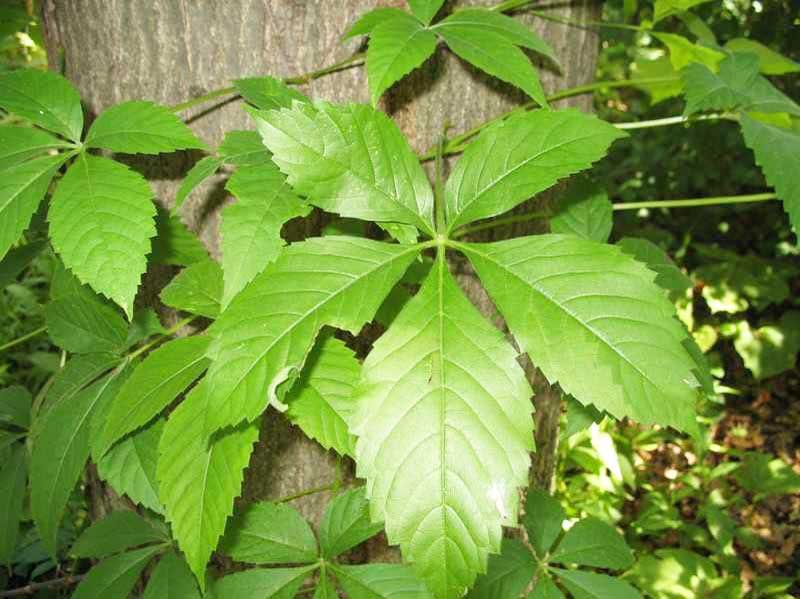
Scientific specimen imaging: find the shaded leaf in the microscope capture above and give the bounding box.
[174,156,221,210]
[319,487,383,559]
[653,33,724,70]
[523,489,565,557]
[71,511,166,559]
[160,259,223,319]
[0,385,32,429]
[617,237,692,293]
[0,239,45,288]
[731,312,800,380]
[549,568,642,599]
[143,551,202,599]
[72,545,163,599]
[219,130,272,166]
[466,538,535,599]
[233,77,308,111]
[344,8,409,40]
[550,518,633,569]
[725,38,800,75]
[550,178,613,242]
[151,209,210,266]
[0,125,69,170]
[0,444,26,564]
[331,563,434,598]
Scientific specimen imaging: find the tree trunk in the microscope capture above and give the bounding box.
[42,0,599,540]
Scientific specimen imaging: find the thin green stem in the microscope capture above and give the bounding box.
[613,192,778,211]
[490,0,540,12]
[171,52,365,113]
[452,211,549,238]
[528,9,644,31]
[276,482,337,504]
[615,112,736,130]
[0,326,47,353]
[127,316,197,361]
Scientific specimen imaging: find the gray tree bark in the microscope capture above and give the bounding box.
[42,0,599,547]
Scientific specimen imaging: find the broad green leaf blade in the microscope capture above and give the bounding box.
[151,209,211,267]
[174,156,221,210]
[367,14,437,106]
[204,236,421,434]
[653,32,725,71]
[445,110,626,232]
[0,385,32,429]
[286,334,361,458]
[407,0,444,24]
[222,162,309,307]
[740,114,800,232]
[725,38,800,75]
[31,371,126,555]
[466,538,536,599]
[48,154,157,318]
[331,563,434,598]
[344,8,409,39]
[97,418,165,513]
[0,444,26,564]
[631,56,682,104]
[550,178,613,242]
[550,518,633,569]
[98,336,211,457]
[734,451,800,499]
[313,574,338,599]
[233,77,309,111]
[39,353,120,418]
[435,25,548,108]
[731,313,800,381]
[143,551,202,599]
[530,578,566,599]
[252,102,434,234]
[71,511,166,559]
[160,259,223,319]
[211,565,316,599]
[462,235,701,432]
[432,9,556,62]
[0,239,45,289]
[523,489,565,557]
[72,545,163,599]
[654,0,713,22]
[319,487,383,559]
[158,382,258,589]
[0,125,69,170]
[0,68,83,140]
[85,100,205,154]
[352,257,534,599]
[220,501,317,564]
[617,237,692,293]
[0,153,66,261]
[125,308,167,349]
[549,568,643,599]
[218,130,272,166]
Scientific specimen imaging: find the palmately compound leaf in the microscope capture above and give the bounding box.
[0,68,83,141]
[445,110,626,232]
[550,518,634,570]
[72,545,163,599]
[0,126,70,170]
[550,177,613,243]
[331,563,435,598]
[204,236,421,434]
[48,154,157,318]
[71,510,166,559]
[466,538,536,599]
[366,13,437,106]
[523,489,566,558]
[97,418,165,513]
[157,382,258,588]
[233,76,309,111]
[740,113,800,233]
[143,551,202,599]
[160,259,223,319]
[220,501,317,565]
[319,487,384,559]
[31,372,127,555]
[549,568,643,599]
[0,153,67,261]
[286,334,361,458]
[432,12,550,108]
[174,156,221,210]
[344,7,409,40]
[85,100,205,154]
[462,235,701,433]
[222,162,309,307]
[352,256,533,599]
[407,0,444,24]
[252,102,434,235]
[211,565,317,599]
[0,444,26,565]
[97,336,211,457]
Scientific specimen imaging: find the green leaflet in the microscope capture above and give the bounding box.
[617,237,692,293]
[530,578,566,599]
[319,487,383,559]
[653,33,725,71]
[72,545,163,599]
[174,156,221,210]
[38,352,121,417]
[352,256,533,599]
[71,511,166,559]
[407,0,444,25]
[85,100,205,154]
[445,109,626,232]
[97,418,165,513]
[461,235,700,433]
[0,444,26,565]
[31,371,127,555]
[313,574,338,599]
[366,13,437,106]
[97,336,211,457]
[548,568,643,599]
[286,334,361,458]
[0,153,67,261]
[550,178,613,242]
[151,209,211,267]
[0,68,83,141]
[654,0,714,22]
[218,130,272,166]
[222,162,309,307]
[0,239,45,288]
[252,102,434,234]
[740,113,800,233]
[211,565,316,599]
[731,312,800,380]
[219,501,318,565]
[143,551,202,599]
[724,38,800,75]
[331,563,435,598]
[204,236,421,434]
[160,259,223,319]
[0,385,32,429]
[631,56,682,104]
[48,153,157,318]
[466,538,536,599]
[233,76,309,111]
[0,126,69,170]
[344,8,409,40]
[157,382,258,588]
[523,489,565,558]
[549,518,633,569]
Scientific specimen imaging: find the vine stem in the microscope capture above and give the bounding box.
[275,482,337,504]
[0,575,84,597]
[170,52,365,113]
[0,326,47,353]
[615,112,737,130]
